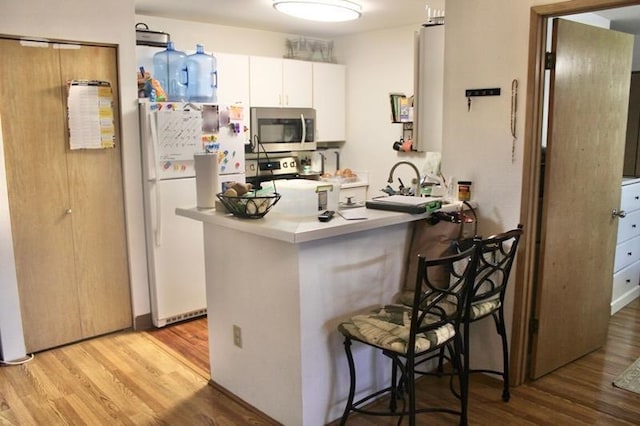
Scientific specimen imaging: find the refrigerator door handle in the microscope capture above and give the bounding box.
[149,108,162,247]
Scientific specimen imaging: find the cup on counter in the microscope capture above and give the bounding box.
[194,152,220,209]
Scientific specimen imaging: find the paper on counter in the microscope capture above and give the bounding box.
[338,207,368,220]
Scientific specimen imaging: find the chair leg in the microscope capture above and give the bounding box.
[406,358,416,426]
[494,310,510,402]
[456,335,469,425]
[389,358,398,413]
[340,337,356,425]
[437,346,446,374]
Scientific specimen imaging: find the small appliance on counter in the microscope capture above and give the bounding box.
[261,179,338,216]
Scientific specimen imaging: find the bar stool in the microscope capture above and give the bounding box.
[337,240,481,425]
[462,225,523,401]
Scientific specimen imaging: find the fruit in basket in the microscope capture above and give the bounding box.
[223,188,238,197]
[232,182,253,196]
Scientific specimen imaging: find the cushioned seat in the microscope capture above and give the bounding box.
[338,304,456,354]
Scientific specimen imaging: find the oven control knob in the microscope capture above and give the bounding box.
[283,162,288,169]
[290,161,296,168]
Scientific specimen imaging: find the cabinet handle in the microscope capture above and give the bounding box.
[626,279,631,283]
[65,208,72,215]
[635,196,639,200]
[633,224,637,228]
[628,252,633,256]
[612,209,626,218]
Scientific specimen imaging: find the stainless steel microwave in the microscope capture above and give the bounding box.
[250,107,316,153]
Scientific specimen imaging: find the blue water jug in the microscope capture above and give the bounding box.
[186,44,217,103]
[153,41,187,102]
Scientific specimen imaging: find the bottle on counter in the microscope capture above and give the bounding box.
[457,180,472,201]
[186,44,217,103]
[153,41,187,102]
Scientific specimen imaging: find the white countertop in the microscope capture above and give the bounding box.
[176,200,471,244]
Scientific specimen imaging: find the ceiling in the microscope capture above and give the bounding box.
[134,0,443,38]
[133,0,640,38]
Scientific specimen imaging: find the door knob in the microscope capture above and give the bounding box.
[612,209,626,218]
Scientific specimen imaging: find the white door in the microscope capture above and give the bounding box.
[149,178,206,326]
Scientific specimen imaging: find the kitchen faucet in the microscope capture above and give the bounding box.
[387,161,421,196]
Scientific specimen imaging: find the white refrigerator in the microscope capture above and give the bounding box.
[139,101,246,327]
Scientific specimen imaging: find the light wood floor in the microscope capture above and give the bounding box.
[1,299,638,425]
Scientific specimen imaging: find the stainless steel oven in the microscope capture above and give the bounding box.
[245,156,300,188]
[249,107,316,153]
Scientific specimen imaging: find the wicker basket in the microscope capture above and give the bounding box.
[216,193,281,219]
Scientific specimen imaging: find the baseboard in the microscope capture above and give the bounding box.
[134,313,153,331]
[207,379,280,424]
[611,286,640,315]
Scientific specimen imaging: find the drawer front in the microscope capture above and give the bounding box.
[612,260,640,302]
[617,209,640,244]
[620,182,640,213]
[614,236,640,272]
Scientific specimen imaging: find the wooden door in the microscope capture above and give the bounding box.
[530,19,633,379]
[0,38,131,352]
[0,39,82,351]
[58,45,132,337]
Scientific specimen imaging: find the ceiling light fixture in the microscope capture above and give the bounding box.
[273,0,362,22]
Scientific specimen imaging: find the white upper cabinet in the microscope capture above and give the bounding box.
[249,56,312,108]
[413,24,444,153]
[313,62,346,142]
[216,52,250,108]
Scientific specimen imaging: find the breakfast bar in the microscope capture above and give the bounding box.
[176,204,465,425]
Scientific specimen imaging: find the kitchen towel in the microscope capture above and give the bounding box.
[194,152,220,209]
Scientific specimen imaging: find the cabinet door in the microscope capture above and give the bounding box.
[283,59,312,108]
[216,52,250,107]
[0,39,82,352]
[249,56,283,107]
[313,63,346,142]
[59,45,132,338]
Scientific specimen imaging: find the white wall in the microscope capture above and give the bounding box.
[337,25,427,197]
[0,0,146,360]
[135,15,292,57]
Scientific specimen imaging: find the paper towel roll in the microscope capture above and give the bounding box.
[194,153,220,209]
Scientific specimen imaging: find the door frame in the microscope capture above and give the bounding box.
[512,0,640,385]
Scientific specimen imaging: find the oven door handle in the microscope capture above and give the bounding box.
[300,113,306,148]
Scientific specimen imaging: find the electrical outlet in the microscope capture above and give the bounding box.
[233,324,242,348]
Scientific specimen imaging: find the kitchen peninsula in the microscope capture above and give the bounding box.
[176,203,468,425]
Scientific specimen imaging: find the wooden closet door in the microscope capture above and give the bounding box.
[0,39,83,352]
[58,44,132,337]
[0,39,132,353]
